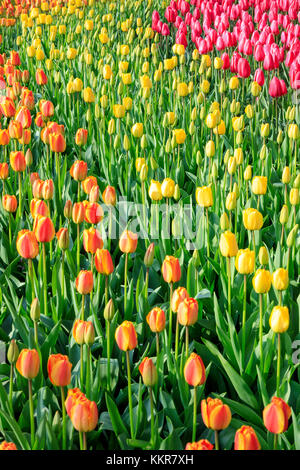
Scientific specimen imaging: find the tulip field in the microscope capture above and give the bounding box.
[0,0,300,453]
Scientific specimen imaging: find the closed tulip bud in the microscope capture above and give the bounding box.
[234,425,261,450]
[269,306,289,333]
[171,287,189,313]
[144,242,155,267]
[272,268,289,291]
[201,397,231,430]
[139,357,157,387]
[287,224,298,247]
[64,200,73,219]
[84,322,95,346]
[235,249,255,274]
[244,165,252,181]
[162,255,181,283]
[196,186,213,207]
[2,195,17,213]
[115,320,137,351]
[148,180,162,201]
[16,230,39,259]
[245,105,254,119]
[184,353,206,387]
[140,164,148,182]
[161,178,175,198]
[280,205,289,225]
[220,212,230,231]
[150,157,158,171]
[243,208,263,231]
[229,76,239,90]
[108,119,115,135]
[252,269,272,294]
[16,349,40,379]
[293,174,300,189]
[290,188,299,205]
[10,151,26,172]
[76,270,93,295]
[282,167,291,184]
[236,131,243,146]
[224,150,230,165]
[259,246,269,265]
[219,231,238,257]
[261,123,270,138]
[228,156,237,175]
[104,299,115,322]
[47,354,72,387]
[102,186,116,206]
[277,130,283,145]
[205,140,215,158]
[119,230,138,253]
[34,215,55,243]
[30,298,40,322]
[83,228,103,254]
[25,149,33,167]
[69,395,98,433]
[263,397,291,434]
[146,307,165,333]
[233,183,239,199]
[95,248,114,275]
[7,340,19,364]
[259,144,268,161]
[226,192,237,211]
[73,320,86,345]
[178,298,198,326]
[56,227,69,251]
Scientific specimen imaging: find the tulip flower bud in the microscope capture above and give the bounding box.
[272,268,289,291]
[234,426,261,450]
[290,188,299,205]
[30,298,40,322]
[259,246,269,266]
[205,140,215,158]
[220,212,230,231]
[277,130,283,145]
[244,165,252,181]
[84,322,95,346]
[140,164,148,182]
[211,163,218,180]
[293,174,300,189]
[7,340,19,364]
[184,353,206,387]
[201,397,231,430]
[219,231,238,257]
[115,320,137,351]
[56,227,69,250]
[280,205,289,225]
[226,192,237,211]
[269,306,289,333]
[144,242,155,268]
[25,149,33,167]
[104,299,115,322]
[52,411,61,433]
[64,200,73,219]
[228,156,236,175]
[174,184,180,201]
[150,156,158,171]
[252,269,272,293]
[16,349,40,379]
[282,167,291,185]
[259,145,268,161]
[286,224,298,247]
[236,132,243,146]
[263,397,291,434]
[139,357,157,387]
[196,151,202,166]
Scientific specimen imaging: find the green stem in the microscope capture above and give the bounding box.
[206,207,210,258]
[107,320,111,391]
[168,282,173,351]
[61,386,66,450]
[214,430,219,450]
[242,274,247,363]
[82,432,87,451]
[8,212,12,246]
[86,346,91,399]
[124,253,128,313]
[77,223,80,272]
[9,363,13,414]
[81,294,85,321]
[175,314,179,361]
[156,332,160,357]
[276,333,281,397]
[42,243,48,316]
[78,180,81,202]
[227,257,231,317]
[185,325,189,359]
[105,275,109,306]
[34,321,38,347]
[126,350,134,439]
[274,434,278,450]
[28,379,35,449]
[80,344,84,390]
[252,231,256,270]
[192,386,197,442]
[61,251,65,298]
[28,258,35,301]
[259,293,264,372]
[149,387,155,447]
[18,171,22,217]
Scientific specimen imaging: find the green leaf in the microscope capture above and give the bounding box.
[0,408,31,450]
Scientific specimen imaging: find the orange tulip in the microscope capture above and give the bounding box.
[75,128,88,146]
[201,398,232,430]
[81,176,98,195]
[70,160,88,182]
[47,354,72,387]
[16,230,39,259]
[34,215,55,243]
[15,106,32,128]
[184,353,206,387]
[94,248,114,275]
[16,349,40,379]
[32,179,44,198]
[0,129,10,146]
[171,286,189,312]
[0,162,9,179]
[84,201,104,225]
[178,298,198,326]
[69,394,98,433]
[185,440,214,450]
[119,230,138,253]
[83,227,103,253]
[75,270,93,295]
[19,129,31,145]
[30,199,49,218]
[72,202,85,224]
[73,320,86,345]
[49,133,66,153]
[36,68,48,85]
[42,179,54,200]
[115,321,138,351]
[56,228,69,250]
[138,357,157,387]
[102,185,116,206]
[161,255,181,283]
[10,151,26,172]
[40,100,54,118]
[146,307,166,332]
[0,441,17,450]
[64,200,73,219]
[263,397,291,434]
[0,96,16,117]
[234,425,261,450]
[8,120,23,139]
[65,388,85,415]
[2,195,17,213]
